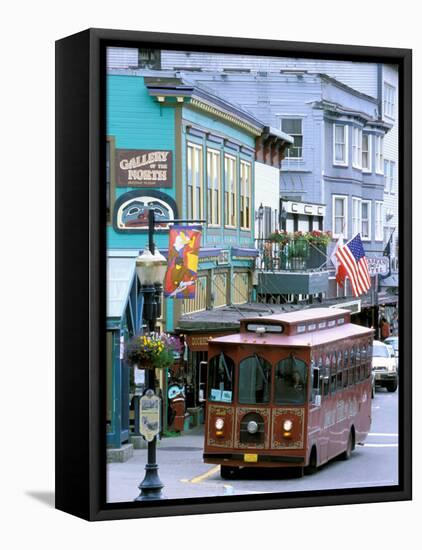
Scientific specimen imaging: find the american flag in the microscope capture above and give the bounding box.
[335,233,371,297]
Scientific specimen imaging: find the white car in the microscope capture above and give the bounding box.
[372,340,398,392]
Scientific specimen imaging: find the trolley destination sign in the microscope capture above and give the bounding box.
[116,149,173,188]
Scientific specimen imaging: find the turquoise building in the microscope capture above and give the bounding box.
[106,70,291,452]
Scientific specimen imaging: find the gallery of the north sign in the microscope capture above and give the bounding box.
[116,149,173,188]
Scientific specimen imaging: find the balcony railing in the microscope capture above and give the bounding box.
[255,238,328,272]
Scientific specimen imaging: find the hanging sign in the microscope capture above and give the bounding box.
[116,149,173,188]
[367,256,389,275]
[163,225,202,299]
[139,390,161,442]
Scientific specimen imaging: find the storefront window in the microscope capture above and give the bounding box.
[208,353,234,403]
[238,355,271,404]
[275,355,307,404]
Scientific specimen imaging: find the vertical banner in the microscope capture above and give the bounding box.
[164,225,202,299]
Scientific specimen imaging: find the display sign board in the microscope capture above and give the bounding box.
[116,149,173,188]
[367,256,389,275]
[139,390,161,442]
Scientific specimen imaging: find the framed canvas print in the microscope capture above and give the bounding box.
[55,28,412,521]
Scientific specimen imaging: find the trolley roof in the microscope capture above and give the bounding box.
[208,308,374,348]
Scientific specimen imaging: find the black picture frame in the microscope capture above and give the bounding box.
[55,28,412,521]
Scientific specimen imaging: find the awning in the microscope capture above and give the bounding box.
[107,256,136,325]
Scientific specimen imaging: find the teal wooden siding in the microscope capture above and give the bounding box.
[181,107,255,250]
[106,74,176,252]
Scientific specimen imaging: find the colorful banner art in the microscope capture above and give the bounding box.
[164,225,202,299]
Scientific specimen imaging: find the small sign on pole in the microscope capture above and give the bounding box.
[139,390,161,442]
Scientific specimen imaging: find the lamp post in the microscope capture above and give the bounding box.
[134,212,167,501]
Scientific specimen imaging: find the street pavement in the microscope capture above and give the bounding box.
[107,388,398,503]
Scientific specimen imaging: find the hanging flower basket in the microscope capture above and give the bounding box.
[125,333,183,370]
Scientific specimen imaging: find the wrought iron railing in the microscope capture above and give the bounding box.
[255,238,328,272]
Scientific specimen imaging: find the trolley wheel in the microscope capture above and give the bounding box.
[304,447,318,475]
[341,429,355,460]
[220,465,239,480]
[387,381,398,392]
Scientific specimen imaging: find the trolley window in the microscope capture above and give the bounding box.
[208,353,234,403]
[238,355,272,405]
[275,355,307,405]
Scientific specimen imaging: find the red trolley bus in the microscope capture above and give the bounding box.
[203,308,374,478]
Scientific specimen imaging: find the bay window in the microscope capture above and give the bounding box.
[333,124,349,166]
[224,154,237,227]
[187,142,204,219]
[352,127,362,169]
[362,133,371,172]
[240,160,252,230]
[352,197,362,236]
[375,201,383,241]
[375,136,384,174]
[207,148,221,226]
[361,201,371,240]
[333,195,348,238]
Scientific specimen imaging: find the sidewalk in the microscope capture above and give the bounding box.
[107,425,229,503]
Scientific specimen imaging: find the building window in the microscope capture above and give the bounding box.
[233,271,250,305]
[361,201,371,240]
[182,275,208,315]
[362,133,371,172]
[224,154,237,227]
[281,119,303,158]
[187,142,204,219]
[384,83,396,119]
[207,148,221,226]
[375,136,384,174]
[352,197,362,236]
[240,160,252,230]
[384,160,396,194]
[375,201,383,241]
[213,272,228,308]
[333,195,347,238]
[333,124,348,166]
[352,127,362,169]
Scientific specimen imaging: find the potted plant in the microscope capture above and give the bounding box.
[125,333,183,370]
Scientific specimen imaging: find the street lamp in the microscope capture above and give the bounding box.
[134,245,167,501]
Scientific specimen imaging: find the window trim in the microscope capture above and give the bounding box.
[375,135,384,175]
[352,127,362,169]
[375,200,384,242]
[187,141,204,220]
[224,153,238,229]
[281,117,303,160]
[333,124,349,167]
[383,82,396,120]
[240,159,252,231]
[332,194,348,239]
[361,200,372,241]
[362,133,372,173]
[352,196,362,237]
[206,147,222,227]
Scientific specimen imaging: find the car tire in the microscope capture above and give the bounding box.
[340,430,355,460]
[387,381,398,392]
[220,465,239,479]
[304,447,318,475]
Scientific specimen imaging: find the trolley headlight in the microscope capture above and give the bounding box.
[283,420,293,432]
[215,418,225,430]
[247,420,259,434]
